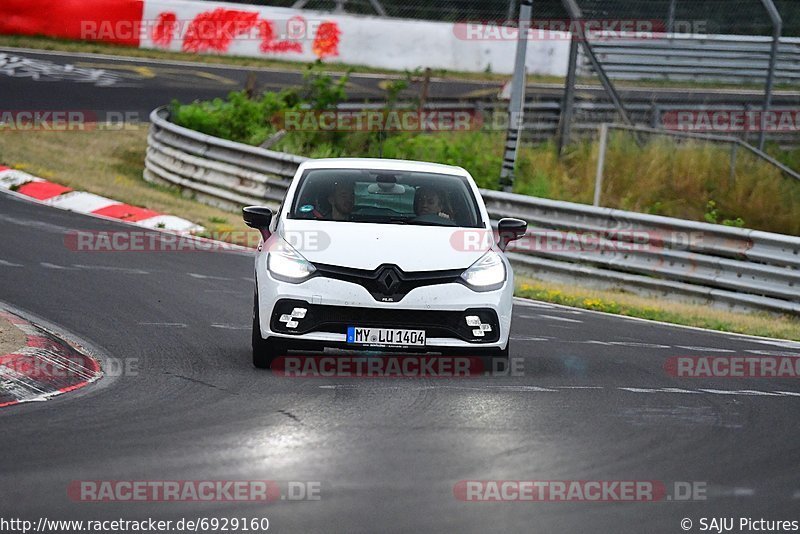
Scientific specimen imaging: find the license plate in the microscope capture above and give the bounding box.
[347,327,426,347]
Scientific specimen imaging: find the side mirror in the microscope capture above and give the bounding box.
[243,206,273,240]
[497,218,528,252]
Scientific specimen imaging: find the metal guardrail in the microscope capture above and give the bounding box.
[145,107,800,315]
[579,34,800,84]
[145,107,303,211]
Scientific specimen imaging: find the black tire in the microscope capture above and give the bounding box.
[252,294,284,369]
[478,342,510,375]
[446,342,510,375]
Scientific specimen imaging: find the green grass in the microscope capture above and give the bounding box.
[516,278,800,340]
[0,128,257,245]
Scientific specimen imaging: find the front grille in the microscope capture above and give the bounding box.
[270,299,500,343]
[312,263,464,303]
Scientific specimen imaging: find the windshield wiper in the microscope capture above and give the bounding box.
[404,219,456,227]
[349,216,409,224]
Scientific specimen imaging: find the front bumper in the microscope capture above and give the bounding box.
[256,269,513,350]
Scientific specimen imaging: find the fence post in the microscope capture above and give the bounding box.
[594,123,609,207]
[759,0,783,151]
[556,37,579,156]
[505,0,516,21]
[499,0,532,192]
[667,0,677,34]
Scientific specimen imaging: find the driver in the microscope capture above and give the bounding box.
[414,186,451,220]
[327,181,355,221]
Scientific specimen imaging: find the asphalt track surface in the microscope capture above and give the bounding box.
[2,47,800,121]
[2,190,800,533]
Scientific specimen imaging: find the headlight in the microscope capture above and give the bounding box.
[460,251,506,291]
[267,239,316,282]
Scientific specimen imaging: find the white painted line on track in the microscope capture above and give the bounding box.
[745,349,800,356]
[512,299,554,309]
[316,384,800,398]
[73,264,149,274]
[676,346,736,353]
[698,389,783,397]
[188,273,236,281]
[40,262,79,270]
[540,314,584,323]
[608,341,671,349]
[523,314,583,323]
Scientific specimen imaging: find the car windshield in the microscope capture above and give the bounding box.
[288,168,483,228]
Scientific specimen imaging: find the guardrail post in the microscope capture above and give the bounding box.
[594,123,609,207]
[730,143,738,187]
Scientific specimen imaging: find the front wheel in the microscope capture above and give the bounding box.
[447,342,510,374]
[252,295,284,369]
[475,342,510,374]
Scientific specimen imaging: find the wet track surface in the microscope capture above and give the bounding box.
[1,191,799,532]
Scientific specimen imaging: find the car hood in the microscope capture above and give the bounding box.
[279,219,490,271]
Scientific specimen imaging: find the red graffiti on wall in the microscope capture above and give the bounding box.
[312,21,341,58]
[150,9,341,58]
[152,12,177,47]
[258,19,303,54]
[182,9,259,53]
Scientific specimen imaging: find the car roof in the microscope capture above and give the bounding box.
[298,158,470,177]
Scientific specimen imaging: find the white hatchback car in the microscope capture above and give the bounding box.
[244,158,527,368]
